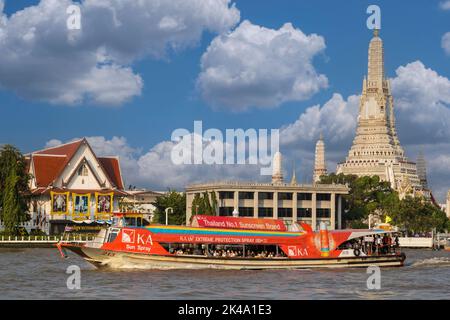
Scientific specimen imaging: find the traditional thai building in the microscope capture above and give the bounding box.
[23,138,127,234]
[416,150,428,190]
[336,29,422,194]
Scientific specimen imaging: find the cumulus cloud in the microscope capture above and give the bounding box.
[44,61,450,201]
[442,32,450,55]
[46,134,264,190]
[439,1,450,10]
[197,20,328,111]
[0,0,239,106]
[391,61,450,145]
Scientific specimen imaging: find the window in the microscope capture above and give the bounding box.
[297,208,312,218]
[316,193,331,201]
[78,164,88,176]
[219,191,234,200]
[297,193,312,201]
[278,208,292,218]
[239,207,254,217]
[258,207,273,218]
[219,207,234,216]
[278,193,293,200]
[317,208,331,218]
[239,192,254,200]
[258,192,273,200]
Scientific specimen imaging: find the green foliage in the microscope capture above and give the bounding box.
[319,173,449,233]
[191,191,217,216]
[0,145,30,235]
[151,191,186,225]
[320,173,396,227]
[390,196,448,234]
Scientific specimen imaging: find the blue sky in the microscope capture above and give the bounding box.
[0,0,449,201]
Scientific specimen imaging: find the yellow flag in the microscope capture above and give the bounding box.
[385,215,392,224]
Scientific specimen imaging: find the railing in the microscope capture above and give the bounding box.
[0,235,94,243]
[398,237,433,248]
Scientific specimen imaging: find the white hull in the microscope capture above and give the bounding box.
[69,246,406,270]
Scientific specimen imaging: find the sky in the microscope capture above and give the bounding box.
[0,0,449,201]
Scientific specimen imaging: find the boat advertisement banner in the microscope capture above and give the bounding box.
[192,215,287,232]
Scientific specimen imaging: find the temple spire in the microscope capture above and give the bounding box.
[313,134,327,183]
[367,28,384,88]
[290,162,298,185]
[272,152,283,184]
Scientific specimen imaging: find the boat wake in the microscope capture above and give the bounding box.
[410,257,450,268]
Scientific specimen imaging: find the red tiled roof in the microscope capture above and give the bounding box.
[29,139,124,191]
[98,157,124,190]
[35,139,83,157]
[32,155,67,187]
[30,139,85,187]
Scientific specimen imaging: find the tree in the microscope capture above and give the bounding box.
[319,173,397,228]
[391,196,449,234]
[191,193,201,216]
[320,173,449,233]
[210,191,218,215]
[152,191,186,225]
[191,191,217,216]
[0,145,30,234]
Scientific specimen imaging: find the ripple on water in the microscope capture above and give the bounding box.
[0,248,449,299]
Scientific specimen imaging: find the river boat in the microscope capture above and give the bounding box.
[57,214,405,269]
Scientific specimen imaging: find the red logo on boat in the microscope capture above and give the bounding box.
[121,229,136,244]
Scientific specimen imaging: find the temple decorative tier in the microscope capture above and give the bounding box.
[336,30,422,192]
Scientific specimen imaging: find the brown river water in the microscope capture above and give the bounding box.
[0,248,449,299]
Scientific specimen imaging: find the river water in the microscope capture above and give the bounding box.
[0,248,449,299]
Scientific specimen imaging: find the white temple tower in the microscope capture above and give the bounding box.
[446,190,450,219]
[313,133,327,183]
[336,29,422,191]
[416,150,428,189]
[272,151,283,184]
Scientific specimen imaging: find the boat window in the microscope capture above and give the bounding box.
[125,217,137,226]
[106,229,119,243]
[159,243,287,259]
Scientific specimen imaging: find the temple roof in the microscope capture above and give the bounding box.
[28,139,124,191]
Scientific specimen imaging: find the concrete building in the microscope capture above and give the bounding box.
[186,154,348,231]
[336,29,422,194]
[122,189,163,222]
[186,181,348,231]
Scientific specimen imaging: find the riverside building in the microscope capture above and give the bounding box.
[186,152,348,231]
[1,138,127,234]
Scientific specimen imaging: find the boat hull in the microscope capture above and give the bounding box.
[66,245,406,270]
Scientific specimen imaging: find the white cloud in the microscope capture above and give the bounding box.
[197,20,328,111]
[439,1,450,10]
[280,93,359,149]
[442,32,450,55]
[44,61,450,201]
[391,61,450,145]
[0,0,239,106]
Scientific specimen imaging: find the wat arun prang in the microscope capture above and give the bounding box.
[336,29,428,197]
